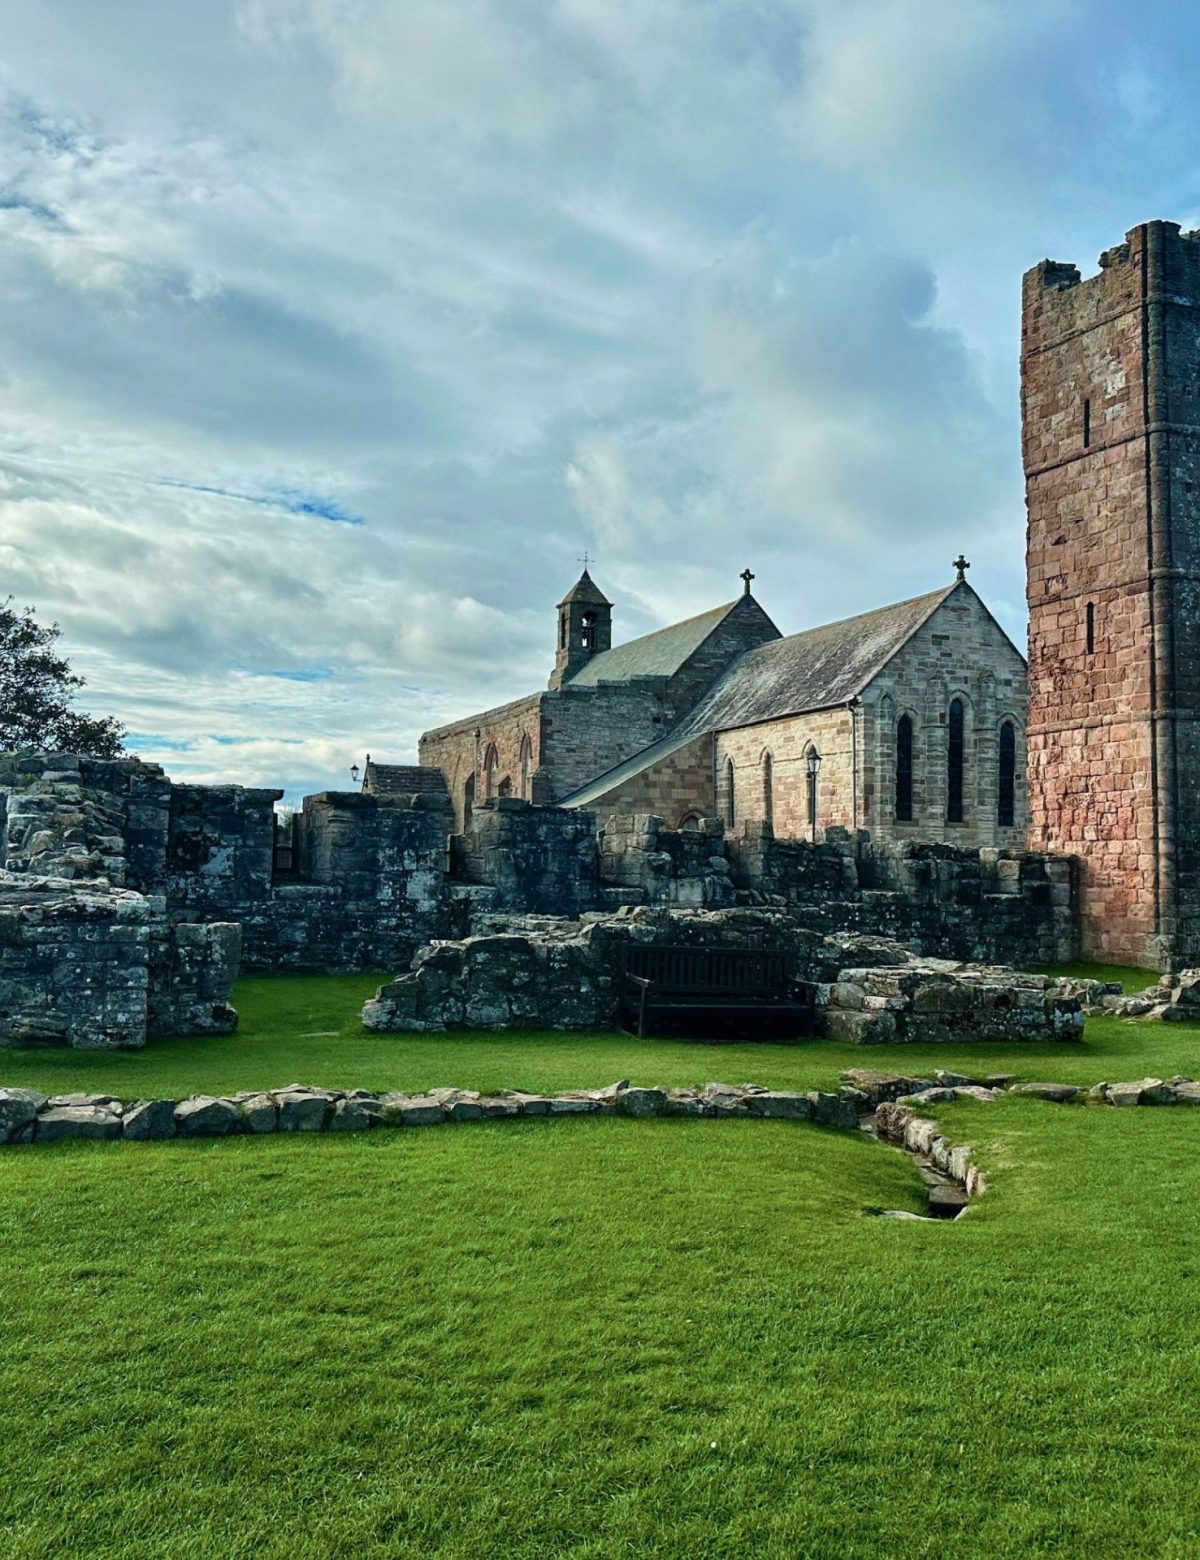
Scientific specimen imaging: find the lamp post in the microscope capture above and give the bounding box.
[806,747,822,843]
[350,762,361,788]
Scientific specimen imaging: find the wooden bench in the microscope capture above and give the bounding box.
[619,945,817,1040]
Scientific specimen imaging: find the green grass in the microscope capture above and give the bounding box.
[1,965,1196,1101]
[3,965,1200,1556]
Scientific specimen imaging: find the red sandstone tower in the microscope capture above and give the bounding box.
[1023,220,1200,969]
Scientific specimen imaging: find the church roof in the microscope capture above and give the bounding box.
[363,761,449,798]
[679,584,961,733]
[557,569,612,608]
[566,599,740,687]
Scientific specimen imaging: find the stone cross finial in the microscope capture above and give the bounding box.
[954,554,970,582]
[578,550,592,570]
[740,567,755,596]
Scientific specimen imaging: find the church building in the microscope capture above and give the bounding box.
[419,561,1029,851]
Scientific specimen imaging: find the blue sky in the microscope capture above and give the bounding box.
[1,0,1199,797]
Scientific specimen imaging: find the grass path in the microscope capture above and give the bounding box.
[2,1107,1200,1557]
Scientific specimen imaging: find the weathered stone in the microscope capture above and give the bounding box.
[174,1096,241,1136]
[277,1091,333,1132]
[47,1092,124,1111]
[391,1096,447,1126]
[808,1091,858,1128]
[330,1098,381,1131]
[928,1183,968,1218]
[239,1094,279,1133]
[743,1091,813,1120]
[617,1086,667,1117]
[0,1088,46,1142]
[1008,1082,1080,1103]
[35,1105,122,1141]
[121,1099,177,1140]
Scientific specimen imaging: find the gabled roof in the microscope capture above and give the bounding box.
[363,761,449,798]
[557,569,612,608]
[679,584,961,733]
[566,599,741,687]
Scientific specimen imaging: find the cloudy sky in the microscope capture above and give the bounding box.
[2,1,1198,797]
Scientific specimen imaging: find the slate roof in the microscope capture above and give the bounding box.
[557,568,612,608]
[363,762,449,798]
[679,585,959,734]
[566,600,740,687]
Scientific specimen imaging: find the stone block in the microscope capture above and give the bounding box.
[122,1099,177,1140]
[0,1088,47,1141]
[35,1105,123,1141]
[175,1096,242,1136]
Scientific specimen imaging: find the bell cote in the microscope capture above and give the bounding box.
[549,568,612,688]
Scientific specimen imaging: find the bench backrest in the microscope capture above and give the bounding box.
[622,944,791,994]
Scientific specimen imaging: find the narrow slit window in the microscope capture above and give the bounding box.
[998,721,1016,829]
[895,714,914,821]
[1086,601,1095,655]
[723,758,736,829]
[1083,398,1091,448]
[947,699,965,824]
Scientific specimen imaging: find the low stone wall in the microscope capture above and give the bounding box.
[823,962,1085,1044]
[873,1099,987,1199]
[450,799,599,917]
[0,1079,860,1145]
[599,813,734,908]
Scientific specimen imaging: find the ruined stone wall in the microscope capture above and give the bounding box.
[450,798,598,916]
[598,813,734,908]
[1023,220,1200,968]
[860,589,1028,849]
[714,706,853,840]
[419,692,544,832]
[166,784,279,914]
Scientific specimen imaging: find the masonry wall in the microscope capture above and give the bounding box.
[419,693,544,833]
[715,707,854,841]
[1023,221,1200,967]
[580,732,715,829]
[861,588,1028,850]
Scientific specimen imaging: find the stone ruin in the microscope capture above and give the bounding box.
[363,904,1088,1044]
[0,746,1084,1050]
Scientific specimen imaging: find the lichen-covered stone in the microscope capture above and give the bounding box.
[122,1099,177,1140]
[35,1105,122,1141]
[175,1096,241,1136]
[0,1088,46,1142]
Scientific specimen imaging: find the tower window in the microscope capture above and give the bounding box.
[581,610,597,651]
[998,721,1016,828]
[1086,601,1095,655]
[947,698,965,823]
[1083,398,1091,448]
[895,714,914,822]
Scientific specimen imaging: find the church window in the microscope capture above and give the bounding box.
[998,721,1016,828]
[497,777,513,799]
[679,812,703,832]
[895,714,914,822]
[559,612,567,650]
[1083,397,1091,448]
[581,610,597,651]
[483,744,499,800]
[723,758,736,828]
[463,773,475,831]
[761,752,774,826]
[1086,601,1095,655]
[947,699,965,823]
[519,734,533,800]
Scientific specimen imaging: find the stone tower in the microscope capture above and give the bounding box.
[1023,220,1200,969]
[549,569,612,689]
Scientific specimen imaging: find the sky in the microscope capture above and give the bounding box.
[2,0,1199,799]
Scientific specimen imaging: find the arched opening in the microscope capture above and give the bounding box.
[679,812,703,832]
[895,714,914,821]
[761,751,774,826]
[804,744,820,836]
[463,772,475,831]
[581,610,598,651]
[998,721,1016,828]
[497,777,513,799]
[483,743,499,800]
[947,698,965,823]
[723,758,736,829]
[519,733,533,800]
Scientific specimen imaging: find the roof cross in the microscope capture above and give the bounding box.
[740,567,755,596]
[953,554,970,582]
[578,550,592,570]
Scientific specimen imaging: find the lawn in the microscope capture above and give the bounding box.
[2,967,1200,1557]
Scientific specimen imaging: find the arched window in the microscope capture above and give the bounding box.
[947,699,965,823]
[895,714,914,821]
[497,777,513,799]
[483,743,499,800]
[463,772,475,831]
[761,752,774,826]
[581,610,597,651]
[723,758,736,828]
[998,721,1016,828]
[679,812,703,832]
[804,745,819,833]
[519,734,533,800]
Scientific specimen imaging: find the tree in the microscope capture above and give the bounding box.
[0,599,126,759]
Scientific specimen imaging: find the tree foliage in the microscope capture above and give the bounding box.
[0,599,126,759]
